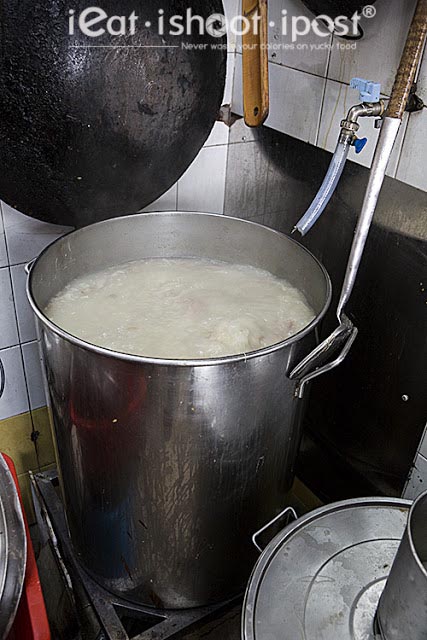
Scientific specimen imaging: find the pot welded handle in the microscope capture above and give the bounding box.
[25,259,36,275]
[290,314,358,399]
[252,506,297,552]
[0,358,5,400]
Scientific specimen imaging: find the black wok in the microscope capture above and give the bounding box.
[300,0,377,20]
[0,1,226,226]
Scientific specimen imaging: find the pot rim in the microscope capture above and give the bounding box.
[27,211,332,367]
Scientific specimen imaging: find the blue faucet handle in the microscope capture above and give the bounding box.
[353,137,368,154]
[350,77,381,102]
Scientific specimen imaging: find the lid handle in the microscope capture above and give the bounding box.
[252,506,297,553]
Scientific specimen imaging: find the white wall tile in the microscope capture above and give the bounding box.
[233,55,325,145]
[0,234,7,269]
[317,79,406,171]
[396,108,427,192]
[2,202,72,266]
[177,145,228,213]
[267,62,325,144]
[0,345,29,420]
[204,51,236,147]
[10,264,37,344]
[327,0,417,96]
[204,121,230,147]
[223,0,239,53]
[224,51,236,105]
[0,231,9,268]
[21,341,46,410]
[403,453,427,500]
[268,0,332,75]
[231,54,243,114]
[141,184,177,213]
[0,268,19,350]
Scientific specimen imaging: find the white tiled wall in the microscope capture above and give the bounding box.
[232,0,427,190]
[141,184,178,213]
[2,204,72,265]
[0,346,29,422]
[233,56,326,144]
[10,265,37,343]
[0,267,19,350]
[0,229,7,269]
[0,203,71,421]
[21,341,46,411]
[396,107,427,191]
[177,145,229,213]
[267,0,331,74]
[327,0,417,94]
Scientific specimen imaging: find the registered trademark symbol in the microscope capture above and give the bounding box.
[362,5,377,18]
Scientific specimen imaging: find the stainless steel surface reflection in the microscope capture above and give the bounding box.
[224,123,427,497]
[0,455,26,638]
[27,212,331,609]
[377,490,427,639]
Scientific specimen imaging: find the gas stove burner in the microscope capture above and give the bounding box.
[30,469,242,640]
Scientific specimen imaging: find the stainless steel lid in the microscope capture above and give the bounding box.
[243,497,411,640]
[0,455,27,638]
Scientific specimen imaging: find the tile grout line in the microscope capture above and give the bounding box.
[233,50,393,96]
[0,201,13,268]
[222,137,232,215]
[0,338,38,353]
[391,114,410,180]
[0,200,38,452]
[176,173,180,210]
[315,35,333,147]
[17,342,43,470]
[222,47,237,216]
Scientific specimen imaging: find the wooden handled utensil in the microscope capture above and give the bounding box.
[242,0,269,127]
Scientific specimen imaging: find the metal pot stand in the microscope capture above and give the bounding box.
[243,497,411,640]
[30,468,242,640]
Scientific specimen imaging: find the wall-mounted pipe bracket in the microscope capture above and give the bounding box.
[406,82,424,112]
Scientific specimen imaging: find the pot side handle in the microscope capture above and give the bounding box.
[290,314,358,399]
[24,259,36,275]
[252,506,297,553]
[0,357,5,400]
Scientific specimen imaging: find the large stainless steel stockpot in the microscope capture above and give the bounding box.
[26,212,350,609]
[376,490,427,640]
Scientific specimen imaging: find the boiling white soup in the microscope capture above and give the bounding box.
[44,258,315,359]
